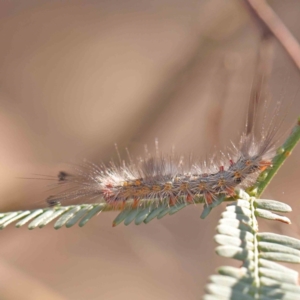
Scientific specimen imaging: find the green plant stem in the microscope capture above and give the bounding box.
[256,117,300,197]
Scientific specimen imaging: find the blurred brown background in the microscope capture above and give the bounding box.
[0,0,300,299]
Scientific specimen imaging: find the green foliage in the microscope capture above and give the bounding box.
[0,204,105,230]
[204,193,300,300]
[0,198,201,229]
[1,193,300,299]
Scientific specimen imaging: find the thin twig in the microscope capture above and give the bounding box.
[244,0,300,72]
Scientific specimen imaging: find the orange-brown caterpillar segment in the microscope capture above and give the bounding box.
[259,160,272,171]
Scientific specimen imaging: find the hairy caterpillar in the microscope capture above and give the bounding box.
[46,91,281,212]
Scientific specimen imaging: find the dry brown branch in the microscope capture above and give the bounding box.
[244,0,300,72]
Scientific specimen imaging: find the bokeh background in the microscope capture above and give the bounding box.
[0,0,300,299]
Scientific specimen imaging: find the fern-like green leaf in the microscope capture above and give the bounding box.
[204,192,300,300]
[0,196,212,229]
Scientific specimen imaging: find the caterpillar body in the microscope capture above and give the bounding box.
[46,95,279,210]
